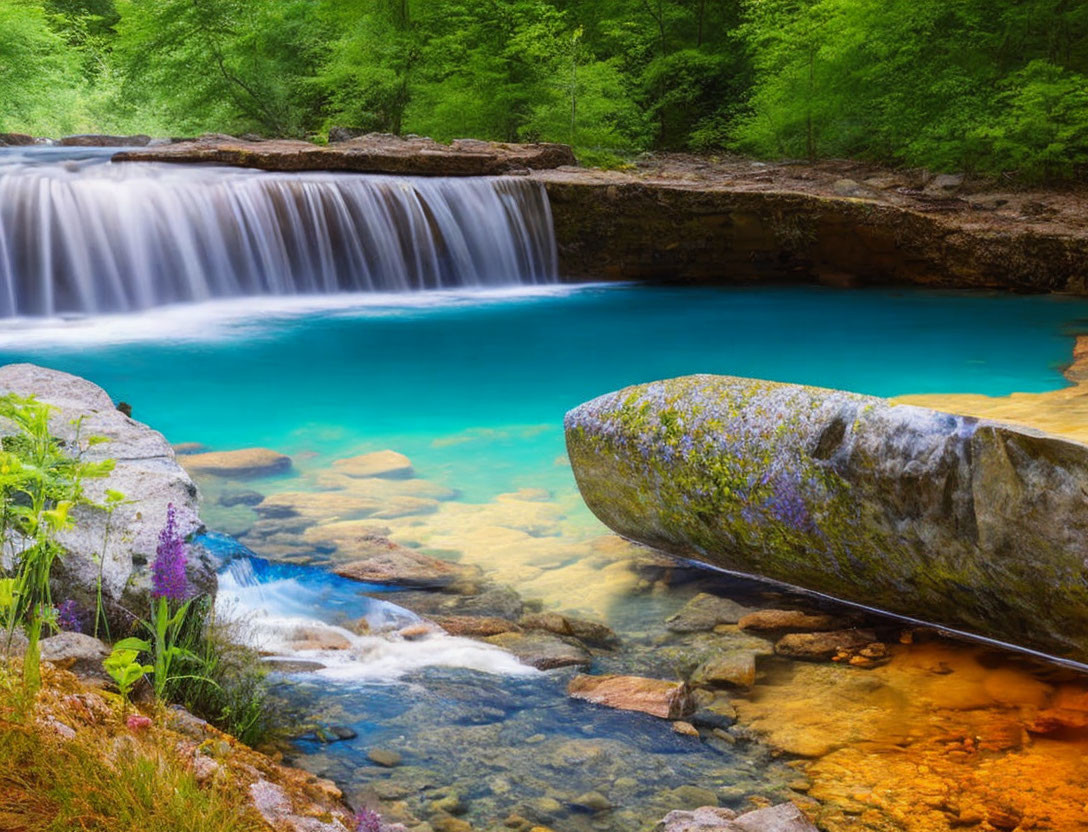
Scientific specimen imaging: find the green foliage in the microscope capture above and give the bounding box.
[0,394,112,696]
[2,0,1088,177]
[103,638,153,707]
[162,597,273,747]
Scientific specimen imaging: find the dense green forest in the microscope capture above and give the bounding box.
[3,0,1088,177]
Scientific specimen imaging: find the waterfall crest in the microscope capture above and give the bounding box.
[0,148,558,317]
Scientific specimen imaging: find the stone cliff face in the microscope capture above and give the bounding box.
[110,136,1088,294]
[538,168,1088,292]
[565,374,1088,665]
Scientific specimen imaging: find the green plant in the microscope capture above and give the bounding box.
[0,394,113,697]
[103,638,153,710]
[92,488,128,641]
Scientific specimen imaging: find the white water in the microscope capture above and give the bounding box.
[217,557,538,682]
[0,148,558,317]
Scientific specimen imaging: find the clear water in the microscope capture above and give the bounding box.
[0,283,1082,502]
[3,283,1087,830]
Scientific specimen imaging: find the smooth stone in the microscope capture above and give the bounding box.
[666,594,753,633]
[334,537,466,588]
[660,785,719,809]
[672,721,700,737]
[734,803,819,832]
[567,674,694,719]
[737,609,844,632]
[58,133,151,147]
[367,748,403,767]
[254,492,379,520]
[434,615,521,637]
[281,625,352,651]
[172,441,206,455]
[518,611,617,646]
[182,447,291,478]
[485,631,591,670]
[566,373,1088,663]
[333,449,413,479]
[690,650,757,688]
[219,489,265,508]
[658,806,737,831]
[690,698,738,731]
[572,791,612,812]
[38,632,110,680]
[774,629,877,661]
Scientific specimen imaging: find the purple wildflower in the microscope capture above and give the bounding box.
[152,503,189,601]
[56,599,83,633]
[355,808,382,832]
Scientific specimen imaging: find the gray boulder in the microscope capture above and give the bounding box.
[565,374,1088,664]
[0,364,212,627]
[658,803,817,832]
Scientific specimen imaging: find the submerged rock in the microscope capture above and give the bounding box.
[666,593,753,633]
[485,631,591,670]
[737,610,845,632]
[565,374,1088,663]
[181,447,292,478]
[657,803,818,832]
[518,611,617,646]
[567,674,694,719]
[333,449,413,479]
[334,536,469,588]
[773,629,878,661]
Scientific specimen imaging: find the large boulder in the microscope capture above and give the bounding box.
[0,364,212,626]
[565,374,1088,664]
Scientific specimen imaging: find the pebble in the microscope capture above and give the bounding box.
[367,748,403,768]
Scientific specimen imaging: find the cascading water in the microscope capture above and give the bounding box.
[0,147,558,317]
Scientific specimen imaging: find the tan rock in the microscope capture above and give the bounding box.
[691,650,758,688]
[281,625,351,651]
[334,537,465,587]
[672,721,699,737]
[255,492,382,521]
[567,674,694,720]
[738,609,844,632]
[518,611,617,646]
[332,450,413,479]
[181,447,291,478]
[434,616,521,637]
[775,629,878,661]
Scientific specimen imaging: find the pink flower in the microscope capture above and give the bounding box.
[126,714,152,732]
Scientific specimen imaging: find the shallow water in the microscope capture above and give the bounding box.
[5,284,1088,830]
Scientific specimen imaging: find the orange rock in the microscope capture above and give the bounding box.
[568,674,694,719]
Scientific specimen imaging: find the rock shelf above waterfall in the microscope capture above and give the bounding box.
[565,374,1088,665]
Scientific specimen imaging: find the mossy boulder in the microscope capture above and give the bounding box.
[565,374,1088,664]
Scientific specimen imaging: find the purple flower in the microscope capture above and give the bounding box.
[56,599,83,633]
[355,808,382,832]
[152,504,189,602]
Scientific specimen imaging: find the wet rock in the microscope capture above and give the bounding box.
[737,609,844,632]
[434,616,521,637]
[666,594,753,633]
[519,612,617,646]
[381,583,524,621]
[672,721,700,737]
[281,625,352,651]
[431,819,472,832]
[660,785,719,809]
[566,373,1088,663]
[117,133,577,176]
[333,450,413,479]
[172,441,206,455]
[733,803,818,832]
[568,674,694,719]
[831,178,865,196]
[59,134,151,147]
[657,803,817,832]
[658,806,737,831]
[774,629,877,661]
[334,537,467,588]
[0,364,207,627]
[0,132,36,146]
[690,650,757,688]
[572,790,612,812]
[39,632,110,682]
[264,658,327,673]
[690,697,737,731]
[219,489,265,507]
[256,492,381,521]
[182,447,291,478]
[486,631,591,670]
[367,748,403,767]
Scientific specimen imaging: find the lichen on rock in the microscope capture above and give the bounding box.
[565,374,1088,664]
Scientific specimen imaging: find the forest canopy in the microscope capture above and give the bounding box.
[2,0,1088,178]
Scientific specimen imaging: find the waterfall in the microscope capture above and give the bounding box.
[0,147,558,317]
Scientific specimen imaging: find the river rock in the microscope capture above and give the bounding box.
[332,449,413,479]
[0,133,36,146]
[182,447,291,478]
[59,134,151,147]
[568,674,694,719]
[738,610,844,632]
[334,537,467,587]
[690,650,757,688]
[434,615,521,637]
[565,374,1088,663]
[519,611,617,646]
[658,803,817,832]
[666,593,752,633]
[773,629,877,661]
[0,364,210,627]
[485,631,591,670]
